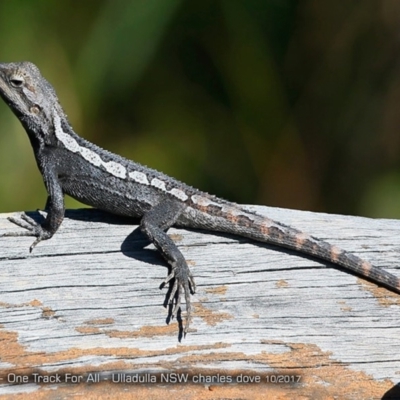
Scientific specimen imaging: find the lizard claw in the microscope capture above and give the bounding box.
[164,261,196,333]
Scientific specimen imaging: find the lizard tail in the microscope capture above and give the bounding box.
[180,204,400,294]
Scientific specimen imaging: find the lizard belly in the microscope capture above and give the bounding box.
[59,174,155,217]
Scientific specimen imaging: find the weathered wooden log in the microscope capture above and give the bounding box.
[0,206,398,398]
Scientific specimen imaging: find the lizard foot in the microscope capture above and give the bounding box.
[3,213,52,252]
[164,260,196,334]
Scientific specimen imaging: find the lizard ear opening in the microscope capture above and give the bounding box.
[30,105,41,115]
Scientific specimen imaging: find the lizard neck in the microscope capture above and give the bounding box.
[19,103,69,149]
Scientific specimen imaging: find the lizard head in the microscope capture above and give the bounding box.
[0,61,61,135]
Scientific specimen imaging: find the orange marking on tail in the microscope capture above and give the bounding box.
[225,212,239,223]
[330,245,342,262]
[361,261,372,277]
[295,233,309,249]
[260,224,270,236]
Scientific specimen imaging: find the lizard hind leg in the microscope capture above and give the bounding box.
[139,199,196,334]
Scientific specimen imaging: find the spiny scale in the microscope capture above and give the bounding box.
[0,61,399,337]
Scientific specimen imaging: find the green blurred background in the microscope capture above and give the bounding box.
[1,0,400,218]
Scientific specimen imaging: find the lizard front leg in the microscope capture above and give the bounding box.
[140,199,196,334]
[3,171,65,252]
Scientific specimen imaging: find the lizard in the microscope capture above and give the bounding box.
[0,61,398,334]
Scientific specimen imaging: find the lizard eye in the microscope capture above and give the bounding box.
[9,75,25,88]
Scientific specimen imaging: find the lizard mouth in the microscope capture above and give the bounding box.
[0,76,19,115]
